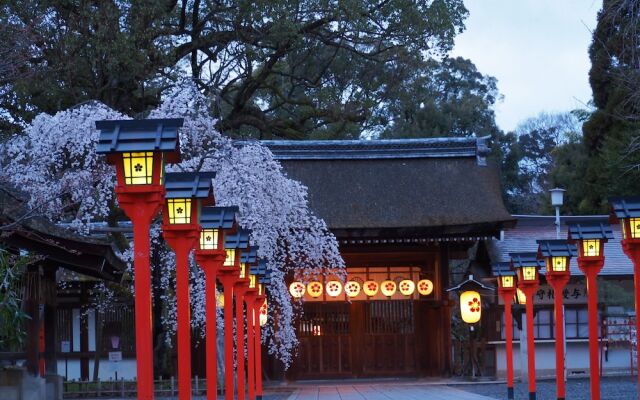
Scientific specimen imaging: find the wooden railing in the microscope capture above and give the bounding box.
[63,376,223,398]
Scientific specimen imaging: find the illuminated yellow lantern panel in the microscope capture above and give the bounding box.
[522,266,537,281]
[249,274,257,289]
[307,281,323,298]
[289,282,306,298]
[399,280,415,296]
[629,218,640,239]
[417,279,434,296]
[363,281,379,296]
[199,229,219,250]
[217,292,224,309]
[344,281,361,297]
[224,249,236,267]
[258,283,264,296]
[516,288,527,305]
[381,280,397,297]
[326,280,343,297]
[500,276,514,289]
[550,256,567,272]
[460,290,482,324]
[123,152,154,185]
[167,198,192,224]
[259,300,268,326]
[240,263,247,279]
[582,239,600,257]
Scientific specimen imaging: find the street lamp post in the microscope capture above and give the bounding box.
[550,188,566,239]
[162,172,215,400]
[609,197,640,396]
[567,222,613,400]
[492,262,517,400]
[511,252,544,400]
[194,206,239,400]
[537,240,577,400]
[96,118,183,400]
[219,229,251,400]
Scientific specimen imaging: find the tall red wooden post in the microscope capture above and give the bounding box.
[219,272,238,400]
[568,222,612,400]
[234,281,250,400]
[244,289,258,400]
[254,287,267,400]
[493,262,517,400]
[96,118,184,400]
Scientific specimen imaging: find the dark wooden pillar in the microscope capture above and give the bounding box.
[25,265,41,376]
[43,265,58,375]
[440,244,452,375]
[80,282,89,380]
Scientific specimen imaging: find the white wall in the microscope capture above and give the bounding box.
[56,358,138,381]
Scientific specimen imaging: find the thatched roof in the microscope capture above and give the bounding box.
[0,184,126,281]
[261,137,514,239]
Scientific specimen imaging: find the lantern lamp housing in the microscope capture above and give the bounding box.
[224,229,251,269]
[199,206,239,251]
[96,119,183,187]
[510,252,544,284]
[567,222,613,259]
[491,262,516,290]
[163,172,215,226]
[550,187,565,207]
[537,239,577,276]
[610,196,640,240]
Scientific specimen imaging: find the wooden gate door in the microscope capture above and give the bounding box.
[360,300,416,376]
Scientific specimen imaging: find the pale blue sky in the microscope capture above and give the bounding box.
[451,0,601,132]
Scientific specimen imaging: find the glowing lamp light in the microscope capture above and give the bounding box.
[344,281,361,297]
[224,249,236,266]
[289,282,305,298]
[550,256,567,272]
[249,274,257,289]
[259,300,268,327]
[417,279,434,296]
[582,239,601,257]
[123,152,155,185]
[380,280,397,297]
[217,292,224,309]
[624,217,640,239]
[522,266,537,281]
[516,288,527,305]
[460,290,482,324]
[199,228,219,250]
[363,281,379,296]
[307,281,323,298]
[399,280,415,296]
[166,198,192,224]
[326,280,343,297]
[500,275,514,288]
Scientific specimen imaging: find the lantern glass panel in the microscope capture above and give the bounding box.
[259,300,268,326]
[258,283,264,296]
[199,229,219,250]
[522,266,537,281]
[123,152,153,185]
[501,275,514,288]
[582,239,600,257]
[460,290,482,324]
[224,249,235,266]
[249,274,256,289]
[167,198,192,224]
[550,256,567,272]
[629,218,640,239]
[240,263,246,279]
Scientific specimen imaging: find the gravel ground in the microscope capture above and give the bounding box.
[453,376,638,400]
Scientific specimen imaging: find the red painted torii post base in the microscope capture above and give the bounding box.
[115,185,165,400]
[253,294,265,400]
[547,273,570,400]
[498,289,516,400]
[163,228,199,400]
[621,242,640,398]
[219,269,240,400]
[577,257,605,400]
[234,280,250,400]
[243,289,258,400]
[195,250,226,400]
[519,284,539,400]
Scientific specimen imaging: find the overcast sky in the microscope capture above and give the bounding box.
[451,0,602,132]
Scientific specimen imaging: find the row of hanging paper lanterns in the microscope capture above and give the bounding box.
[289,278,434,298]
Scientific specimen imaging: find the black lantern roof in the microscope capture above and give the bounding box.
[96,118,183,162]
[165,172,216,199]
[225,229,251,249]
[537,240,578,258]
[509,252,544,269]
[445,274,494,293]
[240,247,259,264]
[258,262,271,284]
[491,262,516,277]
[200,206,238,229]
[567,222,614,241]
[610,196,640,219]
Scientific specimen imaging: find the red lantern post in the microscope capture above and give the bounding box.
[567,222,613,400]
[194,206,239,400]
[162,172,215,400]
[537,240,576,400]
[254,270,270,400]
[244,274,259,400]
[610,197,640,397]
[511,252,543,400]
[234,261,252,400]
[492,263,517,400]
[96,119,183,400]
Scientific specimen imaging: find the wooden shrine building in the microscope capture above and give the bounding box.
[262,137,514,379]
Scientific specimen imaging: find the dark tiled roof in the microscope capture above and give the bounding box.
[240,247,259,263]
[610,196,640,219]
[510,252,544,268]
[225,229,251,249]
[257,138,513,233]
[491,262,516,277]
[96,118,182,161]
[200,206,238,229]
[567,222,614,241]
[488,215,632,276]
[537,240,578,258]
[165,172,215,199]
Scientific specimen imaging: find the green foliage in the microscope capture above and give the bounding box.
[0,248,30,351]
[0,0,470,140]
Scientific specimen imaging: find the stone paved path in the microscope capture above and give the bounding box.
[287,383,498,400]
